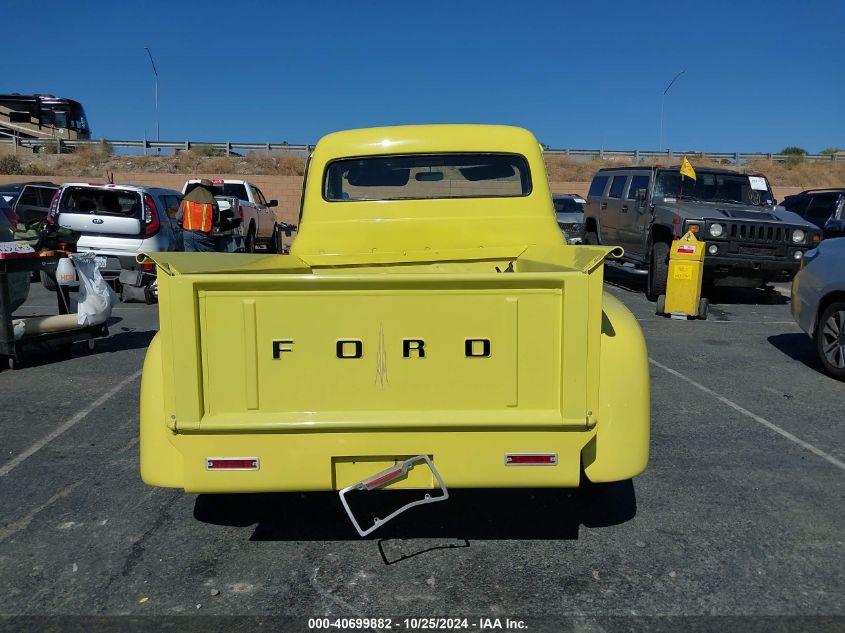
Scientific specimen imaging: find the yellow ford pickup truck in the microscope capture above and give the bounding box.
[140,124,649,532]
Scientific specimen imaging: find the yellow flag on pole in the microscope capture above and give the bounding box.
[680,156,697,180]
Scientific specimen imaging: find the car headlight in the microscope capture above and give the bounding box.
[709,223,724,237]
[791,229,805,243]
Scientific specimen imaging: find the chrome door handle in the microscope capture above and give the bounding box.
[600,202,607,210]
[621,205,628,213]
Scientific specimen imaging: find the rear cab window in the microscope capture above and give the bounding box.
[186,182,248,200]
[323,153,532,201]
[60,187,142,217]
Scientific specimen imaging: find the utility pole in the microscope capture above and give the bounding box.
[144,47,160,149]
[659,70,685,152]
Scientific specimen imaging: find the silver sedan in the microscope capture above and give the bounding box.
[791,238,845,380]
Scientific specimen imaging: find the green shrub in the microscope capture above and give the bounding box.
[0,155,25,174]
[192,144,225,157]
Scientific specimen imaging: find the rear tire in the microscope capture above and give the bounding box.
[244,225,256,253]
[40,270,58,292]
[656,294,666,315]
[269,223,283,254]
[815,301,845,381]
[585,225,599,245]
[646,241,670,302]
[698,297,709,320]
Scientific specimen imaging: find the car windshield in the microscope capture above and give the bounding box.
[70,102,89,133]
[324,153,531,201]
[553,198,585,214]
[654,170,773,206]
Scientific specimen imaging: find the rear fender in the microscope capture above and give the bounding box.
[582,293,650,482]
[140,333,184,488]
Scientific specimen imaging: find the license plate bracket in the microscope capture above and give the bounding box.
[338,455,449,537]
[94,256,107,269]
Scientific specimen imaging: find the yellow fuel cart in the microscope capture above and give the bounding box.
[656,231,709,320]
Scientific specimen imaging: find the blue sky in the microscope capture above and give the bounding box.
[3,0,844,152]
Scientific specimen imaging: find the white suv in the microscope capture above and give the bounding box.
[48,182,183,300]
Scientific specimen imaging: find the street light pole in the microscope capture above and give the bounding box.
[143,47,159,146]
[658,70,685,152]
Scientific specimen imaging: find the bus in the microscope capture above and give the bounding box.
[0,93,91,142]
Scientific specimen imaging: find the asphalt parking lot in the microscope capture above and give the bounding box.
[0,271,842,630]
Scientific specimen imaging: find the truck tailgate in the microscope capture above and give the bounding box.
[146,246,613,434]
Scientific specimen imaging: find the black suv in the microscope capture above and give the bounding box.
[779,189,845,239]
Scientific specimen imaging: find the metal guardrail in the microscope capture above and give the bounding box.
[0,136,313,156]
[0,135,842,164]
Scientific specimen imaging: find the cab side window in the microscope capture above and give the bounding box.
[252,186,268,206]
[626,175,650,200]
[588,175,609,198]
[608,176,627,199]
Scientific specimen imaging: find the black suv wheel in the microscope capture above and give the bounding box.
[646,241,670,301]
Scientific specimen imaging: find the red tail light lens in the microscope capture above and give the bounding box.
[505,453,558,466]
[206,458,259,471]
[142,262,155,272]
[46,190,61,225]
[238,205,244,221]
[143,194,160,236]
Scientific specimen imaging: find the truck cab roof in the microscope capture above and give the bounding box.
[292,124,563,261]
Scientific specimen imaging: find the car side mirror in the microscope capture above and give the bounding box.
[636,188,648,202]
[269,199,279,208]
[282,223,295,237]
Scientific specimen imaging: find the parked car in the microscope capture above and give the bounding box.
[47,182,182,302]
[780,188,845,240]
[583,166,821,300]
[791,238,845,381]
[182,179,278,252]
[0,196,29,312]
[12,182,59,228]
[552,194,586,244]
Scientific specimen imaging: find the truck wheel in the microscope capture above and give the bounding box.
[646,241,670,302]
[698,297,709,320]
[269,223,283,254]
[245,225,256,253]
[656,294,666,315]
[40,270,58,292]
[585,227,599,245]
[815,301,845,381]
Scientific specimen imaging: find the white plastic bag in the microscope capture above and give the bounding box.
[70,253,118,326]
